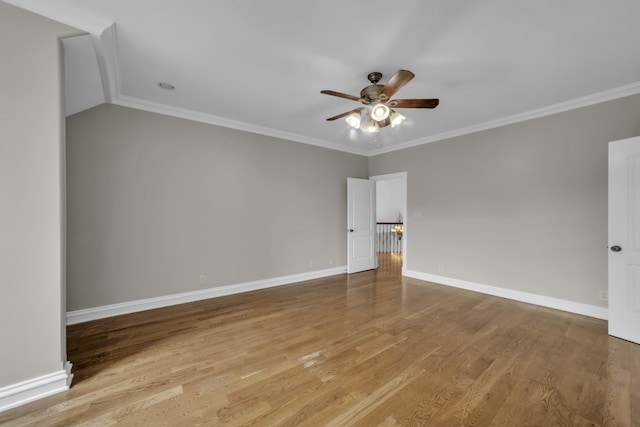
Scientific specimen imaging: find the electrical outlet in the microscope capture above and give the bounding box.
[329,257,334,265]
[309,260,315,268]
[599,290,608,301]
[199,275,206,285]
[438,264,445,273]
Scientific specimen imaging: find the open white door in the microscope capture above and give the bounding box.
[347,178,376,274]
[609,136,640,344]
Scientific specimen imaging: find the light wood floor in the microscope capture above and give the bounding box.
[2,253,639,426]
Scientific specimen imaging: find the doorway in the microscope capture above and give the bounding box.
[371,172,407,276]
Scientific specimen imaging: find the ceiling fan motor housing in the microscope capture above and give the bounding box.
[360,71,389,103]
[360,84,385,104]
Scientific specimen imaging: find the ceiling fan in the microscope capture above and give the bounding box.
[321,70,439,133]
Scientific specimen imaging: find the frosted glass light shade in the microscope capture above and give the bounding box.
[365,119,380,133]
[345,111,361,128]
[390,111,406,127]
[371,103,390,121]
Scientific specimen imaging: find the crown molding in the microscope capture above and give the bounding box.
[13,0,638,158]
[90,24,119,103]
[4,0,114,34]
[112,94,370,156]
[113,80,640,158]
[368,81,640,156]
[36,0,366,156]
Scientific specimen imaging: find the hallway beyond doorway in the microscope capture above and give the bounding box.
[376,252,402,276]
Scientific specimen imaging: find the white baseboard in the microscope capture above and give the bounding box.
[67,266,347,325]
[404,270,608,320]
[0,362,72,413]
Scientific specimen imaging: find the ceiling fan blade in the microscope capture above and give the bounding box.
[390,99,439,108]
[326,107,364,121]
[379,70,415,99]
[320,90,361,102]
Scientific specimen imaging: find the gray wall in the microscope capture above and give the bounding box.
[370,94,640,307]
[376,178,405,223]
[0,3,78,387]
[66,104,368,311]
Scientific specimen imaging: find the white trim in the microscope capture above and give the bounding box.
[114,80,640,158]
[0,364,71,412]
[369,81,640,156]
[404,270,608,320]
[64,361,74,387]
[111,95,369,156]
[369,172,406,181]
[90,24,119,104]
[3,0,114,34]
[67,266,347,325]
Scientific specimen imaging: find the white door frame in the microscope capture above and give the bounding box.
[370,172,408,275]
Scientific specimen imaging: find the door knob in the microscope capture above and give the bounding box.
[610,245,622,252]
[349,229,354,232]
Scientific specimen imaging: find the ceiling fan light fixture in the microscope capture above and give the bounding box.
[370,103,390,121]
[390,110,406,127]
[365,118,380,133]
[345,111,361,128]
[321,69,438,133]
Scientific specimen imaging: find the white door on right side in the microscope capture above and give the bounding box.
[608,135,640,344]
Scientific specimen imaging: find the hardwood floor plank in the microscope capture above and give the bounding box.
[1,253,639,426]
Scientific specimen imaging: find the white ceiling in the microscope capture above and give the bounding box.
[9,0,640,155]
